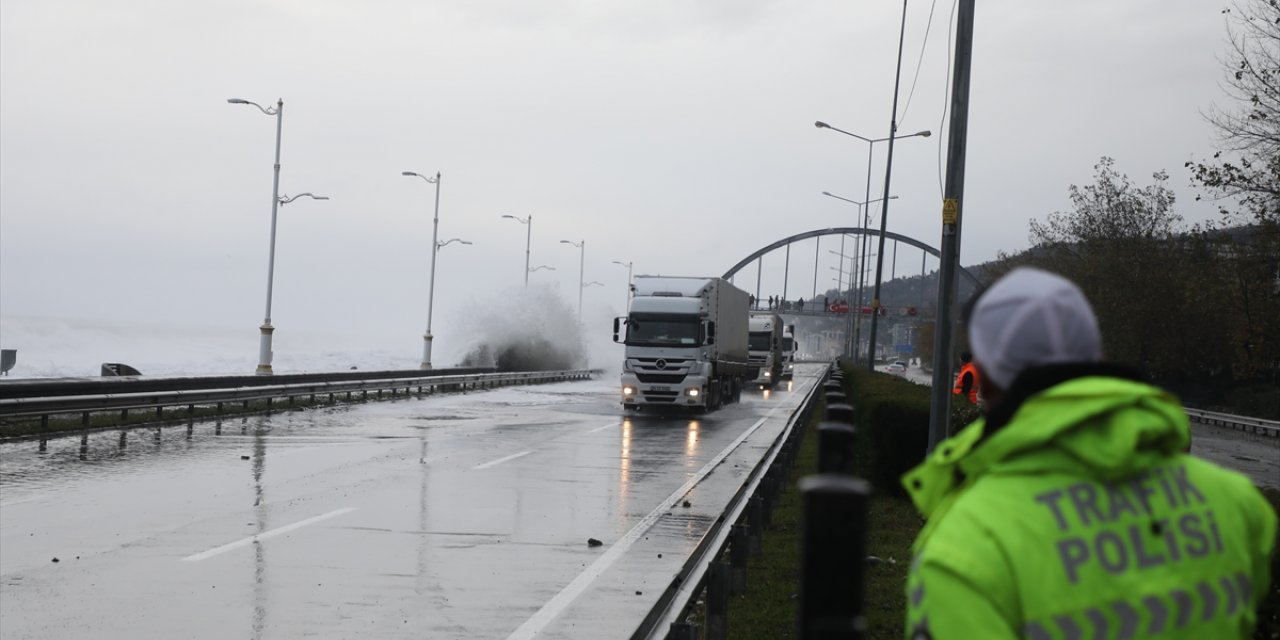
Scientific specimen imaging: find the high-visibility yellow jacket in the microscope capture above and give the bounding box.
[902,371,1276,639]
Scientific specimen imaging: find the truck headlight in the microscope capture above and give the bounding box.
[764,371,771,378]
[686,388,700,397]
[623,386,636,396]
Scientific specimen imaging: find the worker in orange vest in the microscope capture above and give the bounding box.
[952,350,980,404]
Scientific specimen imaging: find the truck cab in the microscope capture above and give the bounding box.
[614,277,749,412]
[748,312,784,388]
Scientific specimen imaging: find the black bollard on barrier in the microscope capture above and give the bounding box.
[825,391,848,406]
[799,474,872,640]
[817,422,857,475]
[825,402,855,425]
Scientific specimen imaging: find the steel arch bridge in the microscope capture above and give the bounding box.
[721,227,979,289]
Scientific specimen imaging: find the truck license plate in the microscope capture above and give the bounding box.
[651,385,671,391]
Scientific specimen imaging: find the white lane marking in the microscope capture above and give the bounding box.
[472,450,534,470]
[586,421,620,434]
[505,402,790,640]
[182,507,357,562]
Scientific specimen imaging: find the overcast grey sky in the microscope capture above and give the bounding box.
[0,0,1235,368]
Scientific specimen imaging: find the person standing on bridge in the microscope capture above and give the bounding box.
[902,267,1276,639]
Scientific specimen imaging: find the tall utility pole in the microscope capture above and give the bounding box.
[927,0,977,450]
[866,0,910,371]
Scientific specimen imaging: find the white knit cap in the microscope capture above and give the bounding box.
[967,267,1102,389]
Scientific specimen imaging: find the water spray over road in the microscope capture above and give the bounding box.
[457,285,586,371]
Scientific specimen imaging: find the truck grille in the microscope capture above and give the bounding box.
[636,373,686,384]
[642,390,679,402]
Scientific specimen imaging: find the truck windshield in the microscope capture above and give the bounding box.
[748,332,772,351]
[626,314,700,346]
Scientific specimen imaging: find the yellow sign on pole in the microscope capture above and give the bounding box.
[942,198,959,225]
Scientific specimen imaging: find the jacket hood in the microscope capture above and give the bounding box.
[903,374,1189,532]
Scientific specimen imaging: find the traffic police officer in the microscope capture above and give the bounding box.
[903,267,1276,639]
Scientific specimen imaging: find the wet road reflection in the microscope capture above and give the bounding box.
[0,368,823,639]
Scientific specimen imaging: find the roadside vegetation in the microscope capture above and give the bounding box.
[901,0,1279,419]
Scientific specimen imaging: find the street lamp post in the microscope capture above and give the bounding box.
[815,119,929,365]
[611,260,633,311]
[560,240,585,321]
[426,237,473,368]
[228,97,289,375]
[402,170,446,369]
[261,191,328,372]
[501,215,532,287]
[822,191,898,358]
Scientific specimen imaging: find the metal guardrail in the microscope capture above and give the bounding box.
[0,369,597,428]
[633,365,829,639]
[1185,407,1280,437]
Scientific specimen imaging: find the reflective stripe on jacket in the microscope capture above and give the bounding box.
[902,375,1277,639]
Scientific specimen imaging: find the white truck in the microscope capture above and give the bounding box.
[781,324,796,380]
[613,276,749,412]
[748,312,784,388]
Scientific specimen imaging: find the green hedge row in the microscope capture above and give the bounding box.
[842,366,932,496]
[840,366,980,495]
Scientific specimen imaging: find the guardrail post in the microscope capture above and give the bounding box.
[818,422,857,475]
[82,412,90,427]
[39,436,48,452]
[156,405,163,419]
[121,408,129,421]
[119,430,127,449]
[825,391,848,407]
[667,622,698,640]
[798,474,871,640]
[730,523,750,595]
[79,433,89,460]
[747,496,764,554]
[706,561,730,640]
[761,470,777,527]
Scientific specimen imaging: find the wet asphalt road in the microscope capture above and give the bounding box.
[0,366,822,639]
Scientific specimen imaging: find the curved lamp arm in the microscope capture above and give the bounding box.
[402,170,439,184]
[227,98,280,116]
[278,192,329,205]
